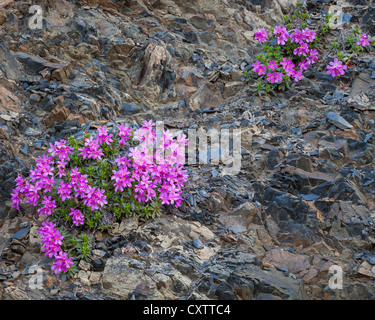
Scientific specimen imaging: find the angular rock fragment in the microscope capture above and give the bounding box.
[326,111,353,130]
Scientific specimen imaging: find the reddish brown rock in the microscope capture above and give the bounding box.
[0,83,22,114]
[43,106,70,127]
[218,202,259,229]
[207,191,228,213]
[302,268,318,284]
[107,40,135,59]
[263,249,311,275]
[0,0,14,9]
[224,81,245,97]
[0,7,6,25]
[357,261,375,278]
[51,68,69,82]
[175,84,197,99]
[176,66,205,88]
[189,82,224,111]
[66,113,88,124]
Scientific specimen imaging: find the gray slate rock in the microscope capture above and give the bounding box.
[0,41,23,80]
[326,111,353,130]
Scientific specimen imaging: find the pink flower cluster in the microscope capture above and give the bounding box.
[38,221,73,274]
[255,26,316,47]
[37,196,56,217]
[118,124,132,146]
[11,155,57,210]
[67,166,107,212]
[111,165,134,192]
[11,120,189,274]
[48,139,73,178]
[274,26,289,45]
[11,175,26,210]
[252,26,319,84]
[129,120,188,207]
[38,221,64,258]
[97,126,113,145]
[84,186,108,211]
[69,208,84,226]
[70,167,89,198]
[78,136,104,160]
[48,139,73,161]
[254,28,268,43]
[252,55,315,83]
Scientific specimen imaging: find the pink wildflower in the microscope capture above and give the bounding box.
[266,72,283,83]
[290,29,304,44]
[299,60,309,71]
[69,208,84,226]
[57,181,72,201]
[326,58,347,78]
[78,136,104,160]
[254,28,268,43]
[293,41,310,57]
[51,251,74,274]
[38,221,64,258]
[357,33,371,47]
[97,126,113,146]
[307,48,319,65]
[267,60,279,71]
[118,124,132,146]
[292,69,303,82]
[48,139,73,161]
[302,27,316,43]
[252,60,267,76]
[37,196,57,217]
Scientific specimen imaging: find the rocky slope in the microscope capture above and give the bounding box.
[1,0,375,300]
